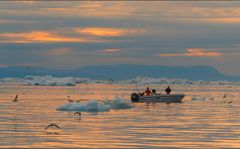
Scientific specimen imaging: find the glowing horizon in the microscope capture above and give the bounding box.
[1,1,240,75]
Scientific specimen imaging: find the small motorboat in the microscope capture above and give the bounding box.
[131,93,185,103]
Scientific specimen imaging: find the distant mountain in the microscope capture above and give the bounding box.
[0,64,239,81]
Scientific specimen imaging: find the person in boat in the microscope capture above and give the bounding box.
[165,86,171,94]
[152,89,157,95]
[145,87,152,96]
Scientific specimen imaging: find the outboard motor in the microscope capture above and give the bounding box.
[131,93,139,102]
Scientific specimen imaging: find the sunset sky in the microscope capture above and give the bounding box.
[1,1,240,75]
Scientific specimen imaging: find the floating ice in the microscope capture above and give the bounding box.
[191,97,215,101]
[56,97,134,112]
[0,75,239,86]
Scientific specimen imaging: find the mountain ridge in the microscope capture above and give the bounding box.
[0,64,239,81]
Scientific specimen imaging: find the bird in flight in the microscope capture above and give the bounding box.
[74,112,82,120]
[67,96,74,103]
[74,112,81,116]
[223,93,227,98]
[44,123,60,131]
[12,94,19,102]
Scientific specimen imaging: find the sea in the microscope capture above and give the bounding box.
[0,83,239,148]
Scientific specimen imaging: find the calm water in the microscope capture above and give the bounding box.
[0,83,239,148]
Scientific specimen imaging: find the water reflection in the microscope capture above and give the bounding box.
[0,83,239,148]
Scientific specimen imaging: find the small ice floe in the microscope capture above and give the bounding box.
[56,97,134,112]
[191,97,214,101]
[191,97,207,101]
[208,98,214,101]
[57,100,111,112]
[105,96,134,109]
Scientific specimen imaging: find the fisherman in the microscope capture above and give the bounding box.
[152,89,157,95]
[165,86,171,94]
[145,87,152,96]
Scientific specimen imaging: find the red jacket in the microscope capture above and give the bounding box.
[145,89,151,96]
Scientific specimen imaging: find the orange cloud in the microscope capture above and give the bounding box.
[0,64,7,67]
[0,19,17,24]
[206,18,240,24]
[48,48,72,56]
[76,27,144,37]
[159,48,222,57]
[0,31,99,43]
[99,48,122,54]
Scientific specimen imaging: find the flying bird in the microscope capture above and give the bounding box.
[44,123,60,131]
[12,94,19,102]
[74,112,81,116]
[67,96,74,103]
[227,100,232,104]
[74,112,82,120]
[223,93,227,98]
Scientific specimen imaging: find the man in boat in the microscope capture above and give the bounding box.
[165,86,171,94]
[145,87,152,96]
[152,89,157,95]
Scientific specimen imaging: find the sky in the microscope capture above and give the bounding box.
[1,1,240,75]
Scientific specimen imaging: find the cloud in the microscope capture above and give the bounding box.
[159,48,223,57]
[0,31,102,43]
[48,48,72,56]
[99,48,122,54]
[0,64,7,67]
[98,48,122,54]
[205,18,240,24]
[76,27,144,37]
[0,19,17,24]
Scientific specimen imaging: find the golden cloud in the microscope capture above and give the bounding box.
[48,48,72,56]
[0,31,103,43]
[76,27,144,37]
[99,48,122,54]
[0,64,7,67]
[159,48,222,57]
[0,19,17,24]
[205,18,240,24]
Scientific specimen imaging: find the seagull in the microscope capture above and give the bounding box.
[12,94,19,102]
[223,93,227,98]
[67,96,74,103]
[74,112,81,116]
[74,112,82,120]
[44,123,60,131]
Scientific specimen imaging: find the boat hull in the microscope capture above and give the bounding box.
[131,93,185,103]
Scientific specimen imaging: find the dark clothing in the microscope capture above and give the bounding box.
[165,87,171,94]
[152,89,156,95]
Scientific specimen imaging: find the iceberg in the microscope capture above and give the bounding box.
[56,97,134,112]
[0,75,238,86]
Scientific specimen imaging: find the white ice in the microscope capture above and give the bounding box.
[56,97,134,112]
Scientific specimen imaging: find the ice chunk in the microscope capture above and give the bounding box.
[111,97,134,109]
[56,97,134,112]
